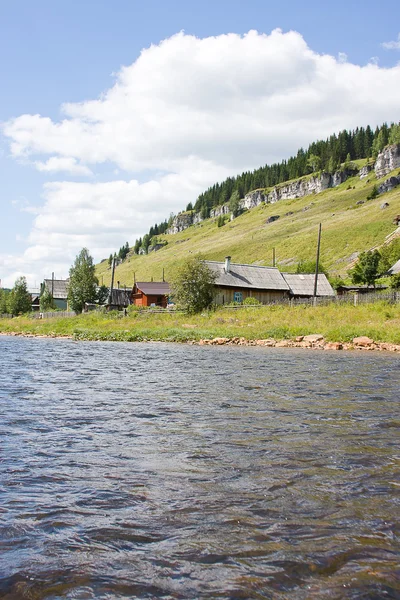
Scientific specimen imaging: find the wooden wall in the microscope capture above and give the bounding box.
[215,287,286,305]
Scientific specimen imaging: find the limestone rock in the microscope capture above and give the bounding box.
[375,144,400,179]
[378,176,400,195]
[359,164,374,179]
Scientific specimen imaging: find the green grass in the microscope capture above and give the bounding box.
[2,301,400,344]
[96,165,400,288]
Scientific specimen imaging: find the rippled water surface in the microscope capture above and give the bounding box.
[0,336,399,599]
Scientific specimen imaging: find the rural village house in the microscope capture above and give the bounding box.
[132,282,171,307]
[41,278,69,310]
[204,258,334,304]
[204,258,290,305]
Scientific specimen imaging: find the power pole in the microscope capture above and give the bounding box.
[313,223,322,301]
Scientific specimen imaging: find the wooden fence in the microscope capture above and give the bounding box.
[221,290,400,309]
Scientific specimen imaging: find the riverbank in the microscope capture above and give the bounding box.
[1,300,400,350]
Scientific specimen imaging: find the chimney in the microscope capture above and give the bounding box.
[225,256,231,273]
[117,281,120,289]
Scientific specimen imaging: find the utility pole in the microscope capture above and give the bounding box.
[272,248,276,268]
[109,258,116,306]
[313,223,322,301]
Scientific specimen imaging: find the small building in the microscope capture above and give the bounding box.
[31,294,40,311]
[281,273,335,298]
[132,282,171,307]
[41,278,69,309]
[336,284,388,296]
[205,257,290,304]
[107,288,132,311]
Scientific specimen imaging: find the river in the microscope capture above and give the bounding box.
[0,336,399,599]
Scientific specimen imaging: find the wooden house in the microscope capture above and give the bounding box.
[41,278,69,309]
[132,282,171,307]
[107,288,132,310]
[204,257,290,305]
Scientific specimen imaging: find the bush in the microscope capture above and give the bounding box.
[367,185,379,200]
[243,297,261,305]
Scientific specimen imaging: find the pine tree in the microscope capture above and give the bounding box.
[8,277,32,315]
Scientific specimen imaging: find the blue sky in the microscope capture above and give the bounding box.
[1,0,400,288]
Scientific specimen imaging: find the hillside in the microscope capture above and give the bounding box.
[96,156,400,288]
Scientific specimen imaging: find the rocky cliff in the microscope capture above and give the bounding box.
[374,144,400,179]
[167,168,357,235]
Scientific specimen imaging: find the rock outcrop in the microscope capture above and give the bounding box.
[377,176,400,195]
[240,168,356,210]
[166,212,195,234]
[359,164,374,179]
[167,168,358,235]
[374,144,400,179]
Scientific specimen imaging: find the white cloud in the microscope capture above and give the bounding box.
[35,156,93,176]
[2,28,400,285]
[382,33,400,50]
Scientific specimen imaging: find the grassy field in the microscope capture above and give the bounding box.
[96,164,400,288]
[2,300,400,344]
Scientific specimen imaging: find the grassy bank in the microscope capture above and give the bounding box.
[1,301,400,344]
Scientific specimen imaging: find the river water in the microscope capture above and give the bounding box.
[0,336,399,599]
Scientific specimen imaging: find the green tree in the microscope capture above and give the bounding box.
[389,273,400,289]
[40,287,56,312]
[217,214,226,227]
[388,123,400,145]
[0,289,9,314]
[306,154,321,173]
[350,250,381,287]
[229,190,241,217]
[68,248,98,313]
[170,256,217,314]
[96,284,109,305]
[296,260,328,277]
[378,238,400,274]
[8,276,32,315]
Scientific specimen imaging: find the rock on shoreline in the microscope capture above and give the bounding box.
[197,335,400,352]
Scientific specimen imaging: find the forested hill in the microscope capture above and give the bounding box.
[128,121,400,254]
[193,122,400,217]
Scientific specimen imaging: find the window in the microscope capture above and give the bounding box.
[234,291,243,303]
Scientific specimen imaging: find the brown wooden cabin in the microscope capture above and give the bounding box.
[132,282,171,308]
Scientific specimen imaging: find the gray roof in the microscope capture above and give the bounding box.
[388,259,400,275]
[135,282,171,295]
[43,279,69,299]
[108,288,132,306]
[204,261,290,291]
[281,273,335,297]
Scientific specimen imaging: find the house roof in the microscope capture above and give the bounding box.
[135,282,171,295]
[388,259,400,275]
[43,279,69,299]
[204,261,290,291]
[281,273,335,297]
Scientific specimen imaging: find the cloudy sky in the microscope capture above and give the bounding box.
[1,0,400,289]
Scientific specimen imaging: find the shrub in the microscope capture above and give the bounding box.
[243,297,261,305]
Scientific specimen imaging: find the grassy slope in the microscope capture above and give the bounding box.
[96,165,400,287]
